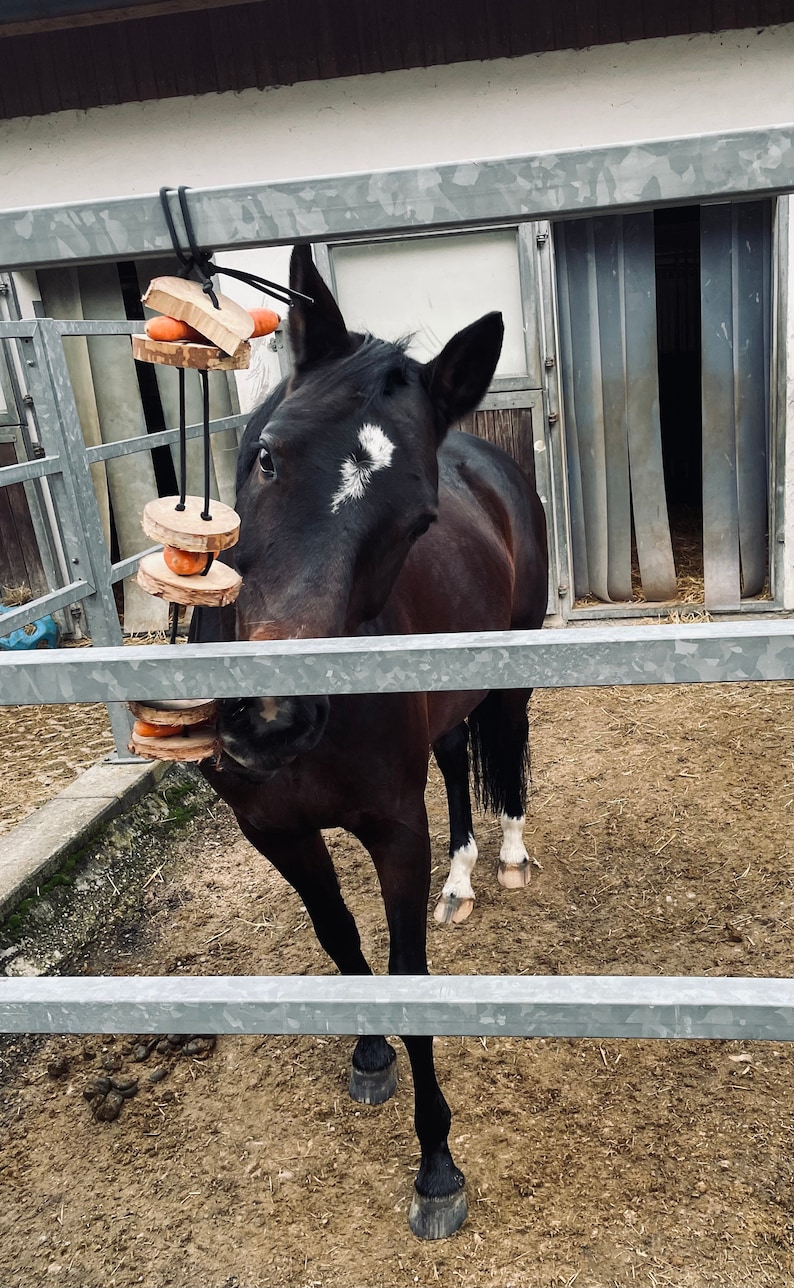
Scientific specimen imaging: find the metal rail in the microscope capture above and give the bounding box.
[1,975,791,1043]
[2,126,794,269]
[0,620,792,706]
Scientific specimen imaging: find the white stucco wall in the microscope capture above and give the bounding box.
[1,26,793,210]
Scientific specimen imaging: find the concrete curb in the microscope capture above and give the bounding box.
[0,759,171,921]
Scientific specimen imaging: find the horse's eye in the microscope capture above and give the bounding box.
[408,515,435,544]
[259,447,276,479]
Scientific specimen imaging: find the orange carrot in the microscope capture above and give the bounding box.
[145,316,207,343]
[133,718,183,738]
[247,307,280,338]
[163,546,214,576]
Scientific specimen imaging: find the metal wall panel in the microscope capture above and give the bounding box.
[701,201,771,607]
[555,214,675,603]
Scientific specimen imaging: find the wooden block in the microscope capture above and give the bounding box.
[129,725,220,763]
[128,699,219,726]
[132,334,251,371]
[142,276,254,355]
[137,551,242,607]
[142,495,240,551]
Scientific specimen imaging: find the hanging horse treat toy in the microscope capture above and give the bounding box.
[126,186,310,763]
[129,279,248,762]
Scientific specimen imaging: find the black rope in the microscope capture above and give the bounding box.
[176,367,187,511]
[168,601,180,645]
[200,369,211,522]
[159,186,313,309]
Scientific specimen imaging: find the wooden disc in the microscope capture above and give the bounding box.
[137,551,242,607]
[142,495,240,551]
[128,699,219,726]
[129,725,219,763]
[132,334,251,371]
[142,276,254,355]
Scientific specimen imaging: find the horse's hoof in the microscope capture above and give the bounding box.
[498,860,532,889]
[433,895,474,925]
[348,1056,398,1105]
[408,1185,468,1240]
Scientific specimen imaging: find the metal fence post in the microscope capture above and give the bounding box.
[27,320,134,758]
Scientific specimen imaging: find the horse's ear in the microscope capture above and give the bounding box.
[288,244,352,373]
[422,312,504,434]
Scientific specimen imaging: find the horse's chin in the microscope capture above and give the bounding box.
[216,695,330,775]
[217,735,299,775]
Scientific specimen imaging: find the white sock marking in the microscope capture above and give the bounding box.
[330,422,395,513]
[500,813,529,868]
[441,835,478,901]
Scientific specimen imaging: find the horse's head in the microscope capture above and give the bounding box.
[219,243,503,771]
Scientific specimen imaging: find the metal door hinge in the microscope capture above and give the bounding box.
[548,411,558,426]
[536,231,548,247]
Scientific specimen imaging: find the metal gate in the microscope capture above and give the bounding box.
[0,122,792,1149]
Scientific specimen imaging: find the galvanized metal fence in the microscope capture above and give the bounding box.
[0,122,793,1042]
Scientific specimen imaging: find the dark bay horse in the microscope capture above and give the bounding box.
[195,244,548,1239]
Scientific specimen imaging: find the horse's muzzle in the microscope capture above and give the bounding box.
[217,694,330,772]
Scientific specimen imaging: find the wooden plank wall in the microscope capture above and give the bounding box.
[1,0,792,119]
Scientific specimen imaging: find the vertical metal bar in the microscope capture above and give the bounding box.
[561,219,610,601]
[593,216,632,601]
[701,204,742,609]
[769,196,789,605]
[33,321,134,758]
[552,226,588,601]
[734,201,770,597]
[517,224,556,617]
[623,212,677,601]
[538,224,573,619]
[515,224,544,390]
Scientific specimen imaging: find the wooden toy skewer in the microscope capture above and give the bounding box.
[128,285,252,763]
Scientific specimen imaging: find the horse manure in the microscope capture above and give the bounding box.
[110,1076,139,1098]
[46,1056,70,1080]
[148,1067,167,1083]
[101,1052,123,1072]
[133,1043,152,1062]
[182,1037,216,1059]
[94,1090,125,1122]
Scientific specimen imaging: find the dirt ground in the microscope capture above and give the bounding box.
[0,681,792,1288]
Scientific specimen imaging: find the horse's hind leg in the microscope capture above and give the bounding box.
[469,689,535,889]
[432,722,478,925]
[236,820,397,1105]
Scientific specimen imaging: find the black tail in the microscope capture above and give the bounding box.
[467,691,530,816]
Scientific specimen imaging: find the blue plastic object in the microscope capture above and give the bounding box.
[0,603,60,651]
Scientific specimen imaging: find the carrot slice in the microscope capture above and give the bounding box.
[163,546,214,576]
[133,719,183,738]
[247,307,280,338]
[145,316,207,343]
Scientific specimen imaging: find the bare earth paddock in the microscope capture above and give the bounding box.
[0,681,791,1288]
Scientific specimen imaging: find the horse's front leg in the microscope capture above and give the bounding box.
[355,812,467,1241]
[236,820,397,1104]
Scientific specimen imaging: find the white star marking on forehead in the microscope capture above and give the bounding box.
[330,422,395,513]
